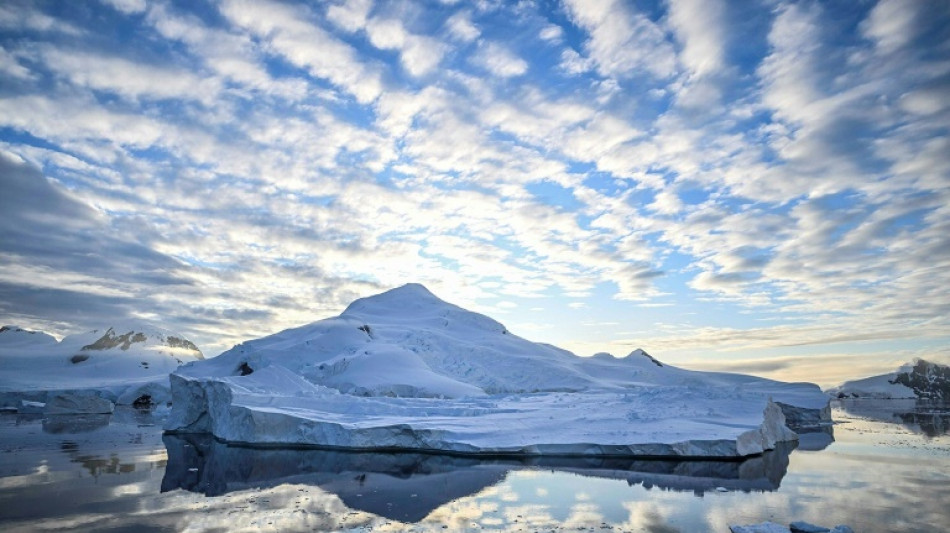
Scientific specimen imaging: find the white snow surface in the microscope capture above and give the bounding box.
[0,323,203,409]
[167,284,828,458]
[826,371,915,399]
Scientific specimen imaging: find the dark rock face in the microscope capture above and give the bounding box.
[82,329,148,351]
[237,362,253,376]
[639,349,663,367]
[889,359,950,400]
[132,395,153,409]
[167,336,202,355]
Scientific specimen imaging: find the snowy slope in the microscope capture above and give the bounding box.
[0,323,204,409]
[181,284,593,397]
[0,325,58,348]
[167,284,829,457]
[827,359,950,400]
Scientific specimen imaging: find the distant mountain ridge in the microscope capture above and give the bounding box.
[0,325,58,347]
[886,359,949,400]
[78,325,203,358]
[0,322,204,411]
[828,359,950,400]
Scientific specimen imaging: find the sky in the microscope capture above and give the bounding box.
[0,0,948,388]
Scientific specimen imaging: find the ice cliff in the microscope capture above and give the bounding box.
[165,284,830,458]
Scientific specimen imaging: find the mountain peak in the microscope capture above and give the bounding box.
[627,348,663,367]
[342,283,447,317]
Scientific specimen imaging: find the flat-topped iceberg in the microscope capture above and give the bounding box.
[166,284,830,458]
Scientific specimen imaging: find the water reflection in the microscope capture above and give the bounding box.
[162,434,796,522]
[836,400,950,437]
[794,426,835,451]
[42,414,112,434]
[2,404,946,532]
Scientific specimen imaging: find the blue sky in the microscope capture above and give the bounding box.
[1,0,948,386]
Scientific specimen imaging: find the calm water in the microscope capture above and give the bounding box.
[0,400,948,532]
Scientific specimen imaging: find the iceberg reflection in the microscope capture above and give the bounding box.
[161,434,797,521]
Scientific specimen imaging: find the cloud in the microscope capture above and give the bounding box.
[38,47,221,105]
[326,0,373,33]
[0,0,948,374]
[446,10,479,42]
[667,0,726,77]
[539,24,563,42]
[0,2,83,35]
[646,189,682,215]
[861,0,922,53]
[471,41,528,78]
[0,48,33,80]
[0,151,193,330]
[145,3,308,99]
[219,0,383,103]
[99,0,146,15]
[562,0,676,79]
[365,17,447,77]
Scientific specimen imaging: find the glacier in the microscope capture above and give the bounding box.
[166,284,830,458]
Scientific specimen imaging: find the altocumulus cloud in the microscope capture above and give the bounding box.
[0,0,948,377]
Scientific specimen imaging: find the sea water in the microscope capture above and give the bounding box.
[0,400,947,532]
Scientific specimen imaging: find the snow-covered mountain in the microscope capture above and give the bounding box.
[828,359,950,400]
[180,284,818,402]
[167,284,830,458]
[0,325,58,348]
[0,323,204,410]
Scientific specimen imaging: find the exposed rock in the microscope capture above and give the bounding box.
[890,359,950,400]
[117,381,172,408]
[82,328,149,351]
[827,358,950,400]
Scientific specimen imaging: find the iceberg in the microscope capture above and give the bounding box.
[166,284,830,458]
[43,390,115,415]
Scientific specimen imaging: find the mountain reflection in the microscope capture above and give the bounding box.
[162,434,797,522]
[837,399,950,438]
